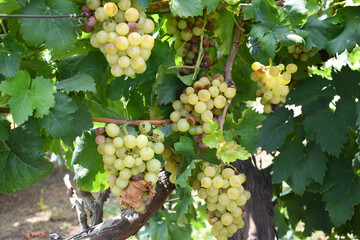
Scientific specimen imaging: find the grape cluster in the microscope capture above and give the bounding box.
[165,12,219,76]
[163,147,181,184]
[86,0,155,77]
[287,45,315,62]
[251,62,298,113]
[170,74,236,148]
[95,122,165,212]
[192,163,250,240]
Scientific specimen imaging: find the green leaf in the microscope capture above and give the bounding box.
[72,132,107,192]
[175,187,194,226]
[170,0,203,17]
[201,0,219,13]
[174,136,194,156]
[0,0,21,14]
[0,70,56,124]
[214,10,234,55]
[321,158,360,226]
[167,222,192,240]
[150,219,168,240]
[40,92,78,139]
[0,120,9,141]
[252,0,278,28]
[302,16,342,49]
[198,148,220,164]
[0,128,53,194]
[202,134,219,149]
[19,0,79,52]
[155,65,186,105]
[303,98,356,156]
[226,109,266,154]
[0,34,25,78]
[55,74,96,93]
[136,0,150,9]
[327,7,360,55]
[217,141,250,163]
[51,39,94,60]
[272,141,328,194]
[175,159,200,187]
[282,0,308,27]
[257,108,294,153]
[332,66,360,99]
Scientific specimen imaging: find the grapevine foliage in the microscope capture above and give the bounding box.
[0,0,359,239]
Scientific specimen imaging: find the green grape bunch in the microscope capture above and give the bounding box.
[86,0,155,77]
[163,147,181,184]
[170,73,236,149]
[95,122,165,212]
[192,163,250,240]
[287,45,316,62]
[165,12,219,75]
[251,62,297,113]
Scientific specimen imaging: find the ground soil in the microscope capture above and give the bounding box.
[0,165,82,240]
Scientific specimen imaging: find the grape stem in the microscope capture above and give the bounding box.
[220,99,231,131]
[0,19,7,35]
[92,117,172,126]
[192,14,207,81]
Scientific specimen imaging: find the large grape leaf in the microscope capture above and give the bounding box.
[170,0,203,17]
[0,120,10,141]
[281,0,308,27]
[154,65,186,105]
[0,128,53,194]
[72,131,107,192]
[19,0,79,52]
[214,10,234,55]
[167,222,192,240]
[174,136,194,156]
[225,109,266,154]
[0,34,25,78]
[332,66,360,99]
[149,218,168,240]
[0,70,56,124]
[40,92,78,139]
[201,0,219,14]
[55,74,96,93]
[175,159,200,188]
[303,98,356,157]
[272,141,328,194]
[320,157,360,226]
[0,0,21,14]
[302,16,342,50]
[257,108,294,153]
[327,6,360,55]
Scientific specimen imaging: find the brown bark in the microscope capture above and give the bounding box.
[73,170,175,240]
[229,158,275,240]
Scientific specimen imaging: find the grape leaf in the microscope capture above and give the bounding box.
[214,10,234,55]
[55,74,96,93]
[155,65,186,105]
[40,92,78,139]
[201,0,219,13]
[302,16,342,50]
[303,98,356,156]
[0,127,53,194]
[67,103,93,143]
[272,141,328,194]
[175,187,194,226]
[332,66,360,99]
[282,0,309,27]
[0,0,21,14]
[51,39,94,60]
[175,159,200,188]
[327,6,360,55]
[149,218,168,240]
[320,157,360,226]
[72,131,107,192]
[19,0,79,52]
[0,34,25,78]
[225,109,266,154]
[20,59,54,77]
[106,76,135,100]
[198,148,220,165]
[170,0,203,17]
[0,70,56,124]
[135,0,150,9]
[0,120,10,141]
[167,222,192,240]
[217,141,250,163]
[174,136,194,156]
[257,108,294,153]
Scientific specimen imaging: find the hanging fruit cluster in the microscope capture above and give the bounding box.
[95,122,165,212]
[287,45,315,62]
[85,0,155,77]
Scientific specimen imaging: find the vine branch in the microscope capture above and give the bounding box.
[92,117,172,126]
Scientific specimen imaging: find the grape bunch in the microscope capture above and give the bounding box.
[163,147,181,184]
[165,12,219,76]
[192,163,250,240]
[251,62,298,113]
[86,0,155,77]
[170,74,236,148]
[95,122,165,212]
[287,45,315,62]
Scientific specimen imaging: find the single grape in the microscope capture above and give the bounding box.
[181,28,193,41]
[95,7,108,22]
[127,46,140,58]
[177,118,190,132]
[201,177,212,188]
[115,36,129,50]
[111,186,122,196]
[202,122,211,134]
[116,177,129,189]
[114,159,125,170]
[116,22,129,36]
[214,95,226,109]
[118,0,131,10]
[206,186,219,197]
[139,121,151,134]
[236,194,247,206]
[212,176,224,189]
[143,19,155,33]
[103,154,116,165]
[188,94,199,105]
[221,212,233,226]
[201,110,213,122]
[124,135,136,149]
[263,104,272,114]
[118,56,131,68]
[140,47,151,61]
[153,142,164,154]
[120,168,132,180]
[95,135,105,145]
[116,147,128,159]
[96,30,109,44]
[147,159,161,172]
[144,172,158,185]
[140,35,154,49]
[140,147,154,160]
[224,87,236,99]
[87,0,101,10]
[136,135,148,149]
[130,56,145,70]
[194,102,207,114]
[106,43,118,55]
[286,63,298,73]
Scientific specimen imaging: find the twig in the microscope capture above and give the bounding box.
[0,13,90,18]
[146,10,171,14]
[92,117,172,126]
[63,174,89,230]
[147,0,169,10]
[80,188,111,226]
[220,99,231,131]
[0,108,10,113]
[0,19,7,35]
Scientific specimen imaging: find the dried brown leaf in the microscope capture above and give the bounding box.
[120,180,156,209]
